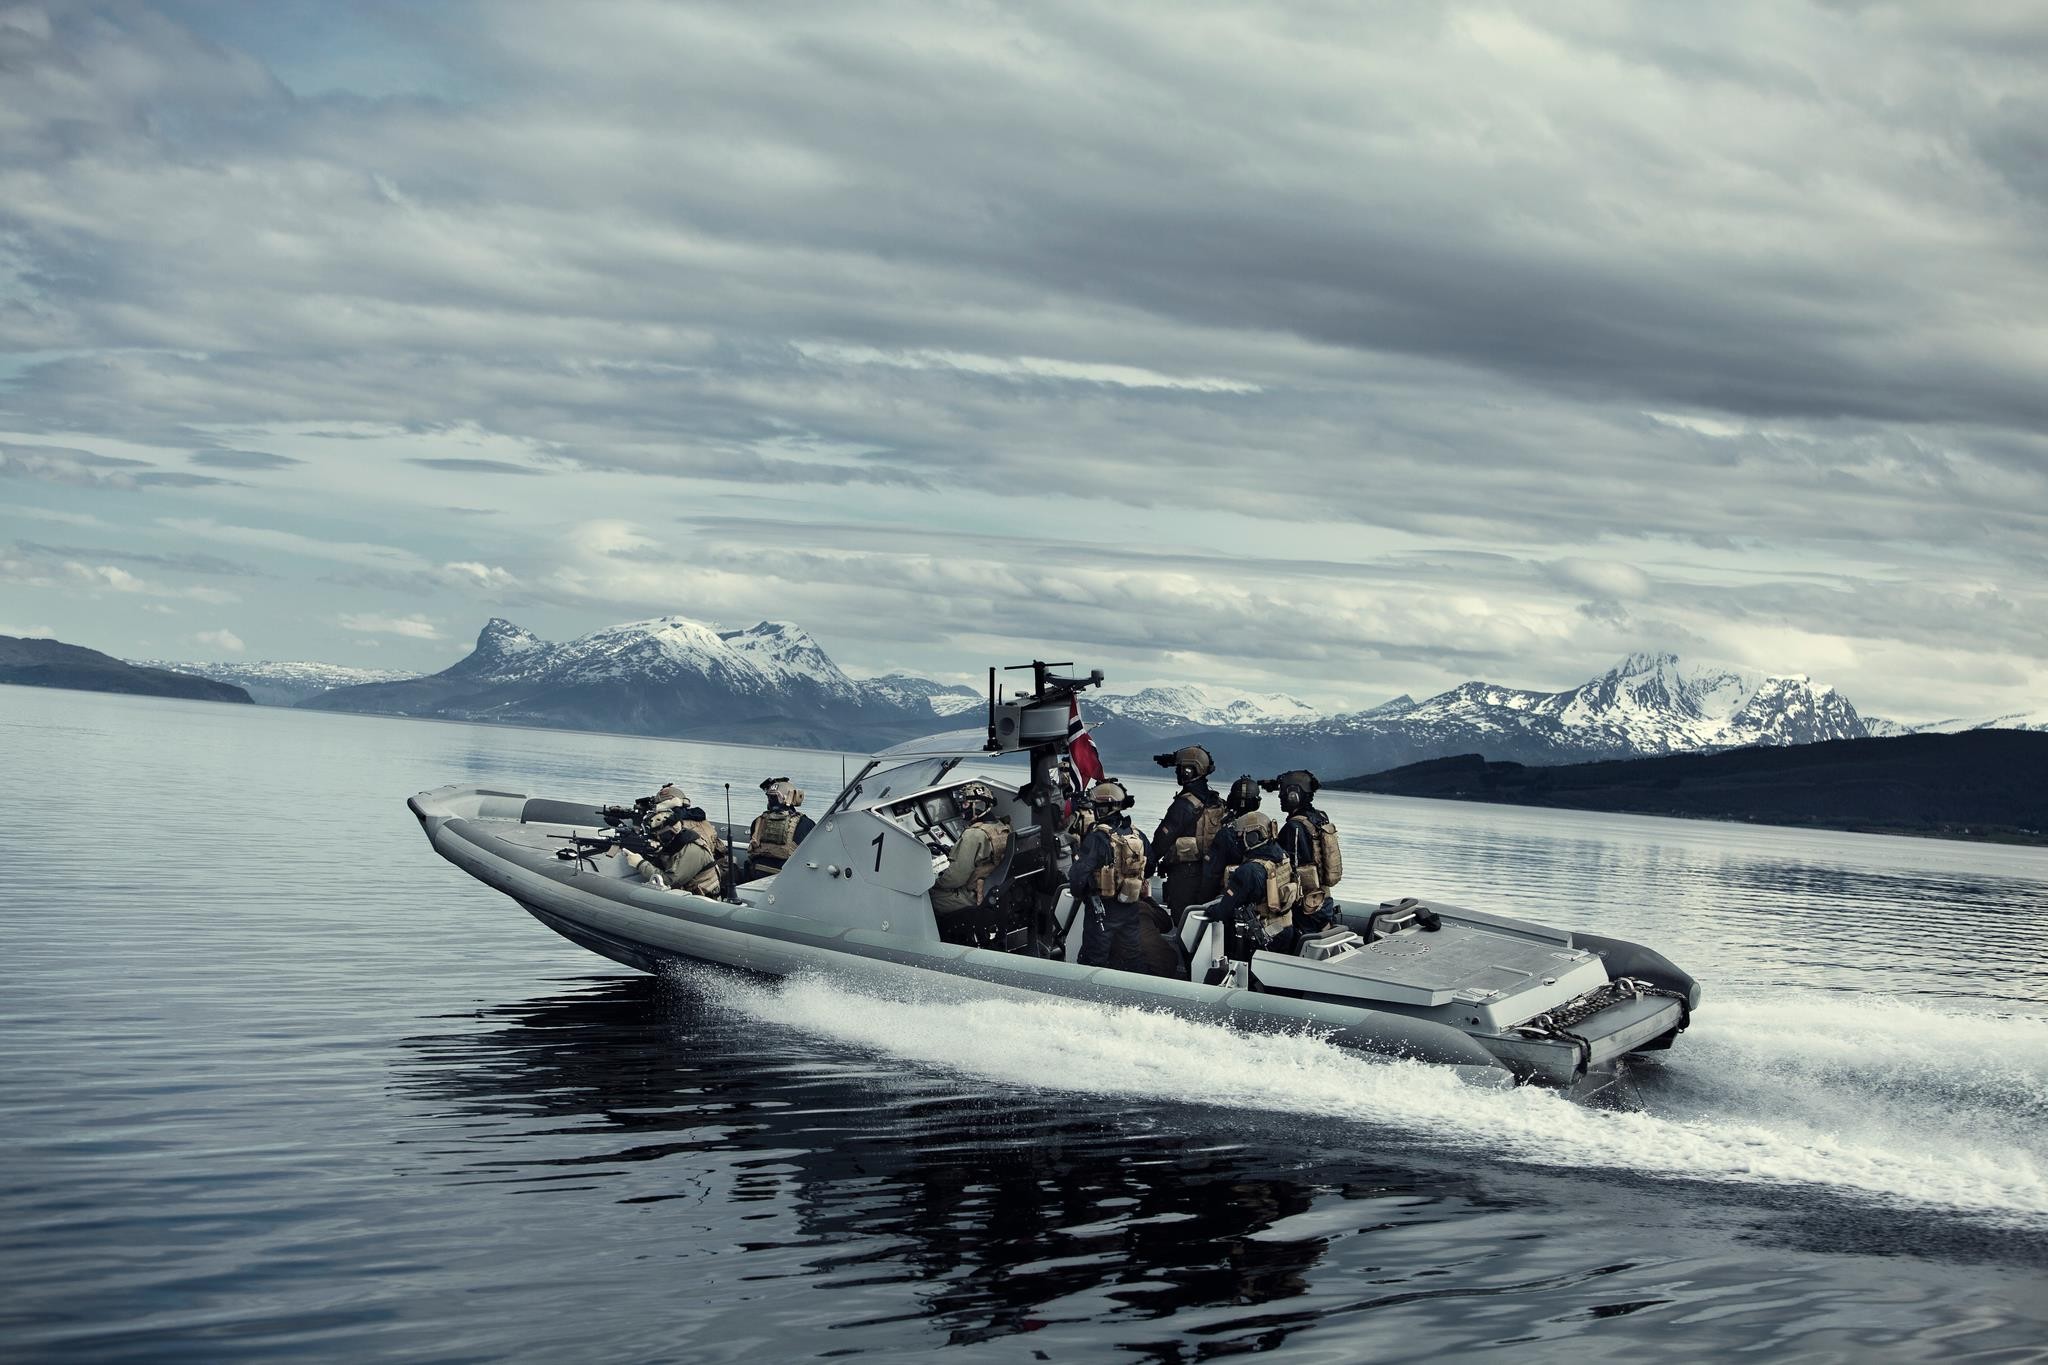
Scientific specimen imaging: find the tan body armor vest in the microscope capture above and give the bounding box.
[968,819,1012,901]
[1252,853,1301,936]
[750,809,802,862]
[624,837,720,896]
[670,839,721,896]
[1287,812,1341,907]
[1091,827,1147,903]
[1219,810,1279,883]
[1169,793,1230,865]
[679,817,724,859]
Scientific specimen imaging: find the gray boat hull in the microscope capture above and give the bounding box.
[409,784,1696,1088]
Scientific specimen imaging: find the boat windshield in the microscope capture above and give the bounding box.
[824,756,960,816]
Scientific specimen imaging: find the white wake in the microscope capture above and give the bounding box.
[698,970,2048,1226]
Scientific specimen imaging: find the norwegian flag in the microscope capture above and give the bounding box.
[1066,695,1105,786]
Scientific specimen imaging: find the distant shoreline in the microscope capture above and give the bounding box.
[1352,790,2048,848]
[1332,734,2048,848]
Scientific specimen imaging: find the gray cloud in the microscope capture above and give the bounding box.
[405,457,549,475]
[0,441,242,489]
[1,2,2044,720]
[13,539,264,578]
[189,448,303,469]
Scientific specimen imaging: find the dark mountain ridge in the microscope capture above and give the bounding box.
[1333,731,2048,845]
[0,635,253,704]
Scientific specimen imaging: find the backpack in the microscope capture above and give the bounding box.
[1289,811,1343,888]
[1257,854,1299,914]
[1092,828,1148,903]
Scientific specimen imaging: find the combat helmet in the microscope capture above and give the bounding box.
[1263,769,1320,813]
[1152,744,1216,784]
[1225,775,1261,815]
[956,781,998,823]
[1087,779,1134,820]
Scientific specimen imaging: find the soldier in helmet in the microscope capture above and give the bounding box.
[745,777,814,880]
[1148,743,1227,915]
[1067,778,1151,970]
[929,782,1013,932]
[1266,769,1343,936]
[1193,824,1301,958]
[1203,775,1280,895]
[621,784,725,897]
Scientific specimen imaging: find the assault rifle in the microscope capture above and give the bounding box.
[600,793,666,826]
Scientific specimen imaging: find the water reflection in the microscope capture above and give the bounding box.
[393,975,1522,1352]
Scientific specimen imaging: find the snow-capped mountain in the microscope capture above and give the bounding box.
[441,618,546,681]
[1113,652,1879,777]
[1094,682,1321,732]
[134,658,420,706]
[856,672,983,716]
[1371,651,1867,755]
[304,615,935,747]
[1867,708,2048,737]
[513,616,865,707]
[291,614,2040,777]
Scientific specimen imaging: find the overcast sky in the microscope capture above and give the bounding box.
[3,1,2044,721]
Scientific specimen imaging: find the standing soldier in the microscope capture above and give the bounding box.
[930,782,1013,941]
[1148,744,1227,916]
[1067,779,1150,969]
[1203,775,1281,897]
[746,777,814,880]
[1266,769,1343,938]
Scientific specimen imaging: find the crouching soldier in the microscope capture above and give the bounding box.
[1194,826,1303,957]
[1148,744,1227,916]
[625,785,726,896]
[1267,769,1343,934]
[746,777,814,880]
[1203,776,1278,894]
[930,782,1012,941]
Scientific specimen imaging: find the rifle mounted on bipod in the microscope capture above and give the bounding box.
[553,830,622,870]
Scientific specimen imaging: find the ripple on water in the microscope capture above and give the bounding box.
[3,685,2047,1361]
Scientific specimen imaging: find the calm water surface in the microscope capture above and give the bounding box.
[3,686,2046,1361]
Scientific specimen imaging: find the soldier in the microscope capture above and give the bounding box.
[1067,779,1150,970]
[645,785,726,862]
[746,777,814,879]
[1148,744,1227,915]
[1203,775,1280,896]
[1195,833,1303,957]
[632,785,728,895]
[929,782,1012,932]
[1267,769,1343,927]
[620,785,724,897]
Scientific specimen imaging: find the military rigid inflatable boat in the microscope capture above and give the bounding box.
[408,663,1699,1089]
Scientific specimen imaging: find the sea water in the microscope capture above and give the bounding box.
[2,685,2044,1360]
